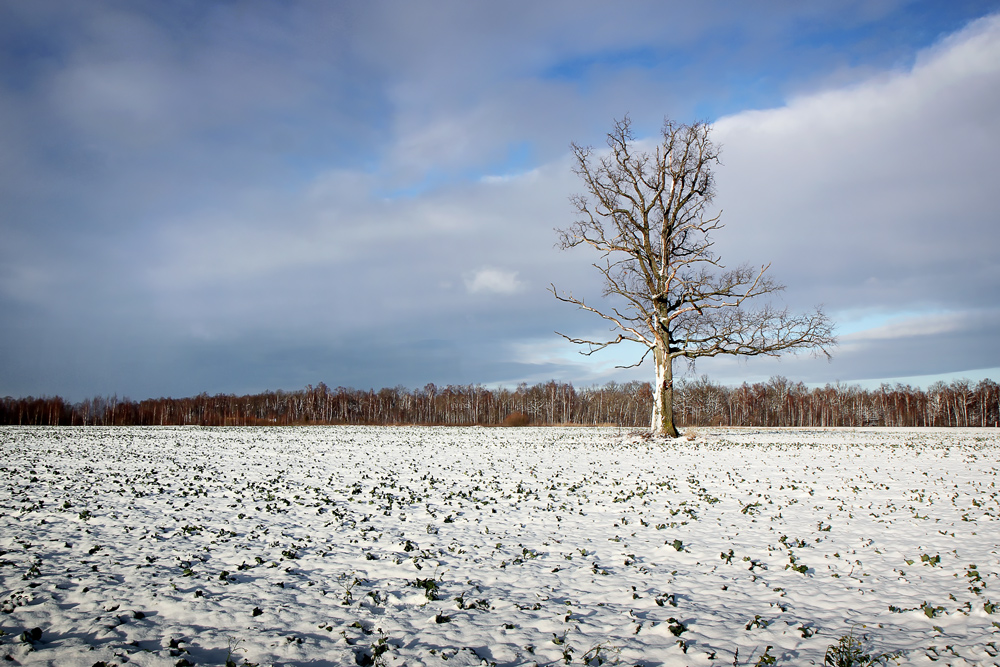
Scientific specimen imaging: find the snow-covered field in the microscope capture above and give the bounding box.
[1,426,998,667]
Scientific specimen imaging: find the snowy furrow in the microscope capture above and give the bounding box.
[0,426,998,666]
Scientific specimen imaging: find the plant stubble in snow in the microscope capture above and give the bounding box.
[0,426,998,666]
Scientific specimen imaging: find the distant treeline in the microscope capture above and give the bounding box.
[2,376,998,428]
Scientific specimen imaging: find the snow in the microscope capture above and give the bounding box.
[1,425,998,666]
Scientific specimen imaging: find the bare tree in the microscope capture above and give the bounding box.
[551,116,836,437]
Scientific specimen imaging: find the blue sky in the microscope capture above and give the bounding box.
[2,0,1000,401]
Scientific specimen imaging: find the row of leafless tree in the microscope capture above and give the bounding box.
[674,376,1000,428]
[0,381,645,427]
[2,376,997,428]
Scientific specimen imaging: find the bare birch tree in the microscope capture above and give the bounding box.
[551,116,836,437]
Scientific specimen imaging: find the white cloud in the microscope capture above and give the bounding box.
[480,168,540,185]
[709,13,1000,315]
[842,311,962,342]
[465,267,524,294]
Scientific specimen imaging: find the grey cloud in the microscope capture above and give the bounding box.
[2,1,999,401]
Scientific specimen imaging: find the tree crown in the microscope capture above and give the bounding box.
[552,116,835,366]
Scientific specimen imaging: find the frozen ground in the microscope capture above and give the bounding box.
[0,426,998,666]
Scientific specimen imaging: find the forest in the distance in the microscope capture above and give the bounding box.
[2,376,998,429]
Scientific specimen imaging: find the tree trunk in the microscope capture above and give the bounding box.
[651,343,680,437]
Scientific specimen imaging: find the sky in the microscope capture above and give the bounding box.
[2,0,999,402]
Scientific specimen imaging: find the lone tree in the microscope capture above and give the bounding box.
[552,116,836,437]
